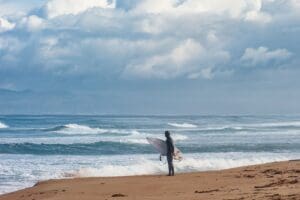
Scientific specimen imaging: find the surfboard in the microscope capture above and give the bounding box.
[146,137,183,160]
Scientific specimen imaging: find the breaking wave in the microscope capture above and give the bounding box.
[2,152,298,195]
[0,121,8,129]
[184,121,300,132]
[252,121,300,128]
[50,124,143,135]
[0,132,188,145]
[168,123,197,128]
[2,141,298,155]
[66,153,298,178]
[50,124,107,134]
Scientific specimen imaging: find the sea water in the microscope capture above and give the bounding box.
[0,115,300,194]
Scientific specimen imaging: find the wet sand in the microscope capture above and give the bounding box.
[1,160,299,200]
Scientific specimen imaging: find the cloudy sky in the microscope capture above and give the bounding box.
[0,0,299,115]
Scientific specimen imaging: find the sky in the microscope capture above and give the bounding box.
[0,0,299,115]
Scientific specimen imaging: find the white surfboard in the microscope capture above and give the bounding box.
[146,137,183,160]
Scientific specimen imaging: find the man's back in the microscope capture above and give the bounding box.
[166,137,174,155]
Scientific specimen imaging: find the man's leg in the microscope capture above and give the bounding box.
[167,155,172,176]
[170,158,174,176]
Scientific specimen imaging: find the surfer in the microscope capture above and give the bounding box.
[165,131,175,176]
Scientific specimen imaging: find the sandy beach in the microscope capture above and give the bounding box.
[1,160,299,200]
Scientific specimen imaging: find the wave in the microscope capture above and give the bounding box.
[46,123,188,144]
[50,124,143,135]
[0,121,8,129]
[252,121,300,128]
[187,121,300,132]
[0,132,188,145]
[47,123,300,135]
[50,124,107,135]
[1,141,299,155]
[194,126,244,131]
[168,123,197,128]
[121,133,188,144]
[1,152,299,195]
[65,153,298,178]
[0,141,152,155]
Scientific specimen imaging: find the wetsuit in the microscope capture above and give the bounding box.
[166,136,175,176]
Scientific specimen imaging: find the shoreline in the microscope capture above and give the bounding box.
[1,160,299,200]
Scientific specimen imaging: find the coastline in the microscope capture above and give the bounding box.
[1,160,299,200]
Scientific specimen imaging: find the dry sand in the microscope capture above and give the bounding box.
[1,160,299,200]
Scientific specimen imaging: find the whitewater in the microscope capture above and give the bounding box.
[0,115,300,194]
[0,121,8,129]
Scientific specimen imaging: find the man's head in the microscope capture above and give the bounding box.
[165,130,170,138]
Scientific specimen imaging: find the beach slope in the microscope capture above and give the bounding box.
[1,161,299,200]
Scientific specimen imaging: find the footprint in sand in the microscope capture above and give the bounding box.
[111,193,127,197]
[194,189,219,194]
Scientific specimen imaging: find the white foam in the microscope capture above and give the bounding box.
[0,131,188,145]
[206,121,300,130]
[0,121,8,129]
[68,159,162,177]
[1,153,299,195]
[53,124,146,135]
[66,152,299,178]
[120,133,188,144]
[194,121,300,131]
[47,123,189,144]
[251,121,300,128]
[54,124,107,134]
[168,123,197,128]
[198,125,244,131]
[171,133,188,141]
[0,136,104,144]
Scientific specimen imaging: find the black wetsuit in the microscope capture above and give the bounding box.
[166,136,175,176]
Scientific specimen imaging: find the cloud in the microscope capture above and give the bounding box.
[21,15,45,31]
[123,38,230,79]
[0,0,300,114]
[0,17,15,32]
[123,39,204,79]
[45,0,116,18]
[0,0,299,81]
[0,37,24,65]
[0,0,43,18]
[133,0,271,23]
[244,10,271,24]
[241,46,292,66]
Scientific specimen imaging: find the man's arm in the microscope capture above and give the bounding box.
[170,139,175,154]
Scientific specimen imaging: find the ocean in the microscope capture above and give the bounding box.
[0,115,300,194]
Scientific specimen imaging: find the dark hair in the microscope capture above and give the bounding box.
[165,130,170,137]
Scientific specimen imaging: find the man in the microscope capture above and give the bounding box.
[165,130,175,176]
